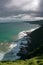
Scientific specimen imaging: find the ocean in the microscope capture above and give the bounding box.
[0,22,39,42]
[0,21,40,61]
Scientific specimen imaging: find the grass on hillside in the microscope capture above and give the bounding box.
[0,44,43,65]
[0,45,43,65]
[0,56,43,65]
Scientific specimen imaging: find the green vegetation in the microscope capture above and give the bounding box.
[0,25,43,65]
[0,56,43,65]
[0,45,43,65]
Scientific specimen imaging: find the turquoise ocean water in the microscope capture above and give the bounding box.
[0,22,39,42]
[0,21,40,61]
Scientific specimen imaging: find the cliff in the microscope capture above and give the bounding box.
[31,26,43,49]
[2,26,43,61]
[18,26,43,59]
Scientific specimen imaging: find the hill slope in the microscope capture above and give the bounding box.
[0,26,43,65]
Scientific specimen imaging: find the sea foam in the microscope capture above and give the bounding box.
[0,52,5,61]
[18,26,40,39]
[0,26,40,61]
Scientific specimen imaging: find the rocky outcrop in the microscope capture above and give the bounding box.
[2,26,43,61]
[17,26,43,59]
[31,26,43,49]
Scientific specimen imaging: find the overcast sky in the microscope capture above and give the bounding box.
[0,0,43,21]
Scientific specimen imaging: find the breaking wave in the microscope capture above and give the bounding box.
[0,26,40,61]
[18,26,40,39]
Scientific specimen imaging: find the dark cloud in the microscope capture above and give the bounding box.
[39,0,43,12]
[0,0,10,7]
[0,0,43,20]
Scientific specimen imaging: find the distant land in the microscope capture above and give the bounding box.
[24,20,43,25]
[0,20,43,25]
